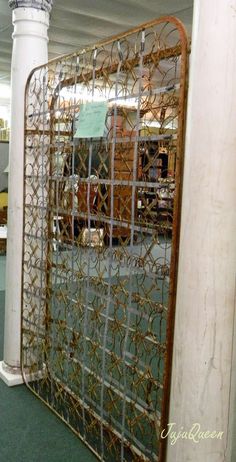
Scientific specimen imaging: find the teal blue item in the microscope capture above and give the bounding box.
[75,101,108,138]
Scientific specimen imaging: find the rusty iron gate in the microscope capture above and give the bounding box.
[22,16,188,462]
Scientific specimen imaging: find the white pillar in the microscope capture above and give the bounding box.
[0,0,53,387]
[166,1,236,461]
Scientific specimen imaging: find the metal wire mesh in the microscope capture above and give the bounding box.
[22,16,188,462]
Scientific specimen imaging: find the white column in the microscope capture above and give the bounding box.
[0,1,53,387]
[166,1,236,461]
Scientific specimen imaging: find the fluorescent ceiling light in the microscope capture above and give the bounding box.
[0,84,11,99]
[142,118,178,129]
[143,120,161,128]
[60,86,138,108]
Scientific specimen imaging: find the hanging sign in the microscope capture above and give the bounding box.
[74,101,108,138]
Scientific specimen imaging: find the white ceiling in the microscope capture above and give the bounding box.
[0,0,193,85]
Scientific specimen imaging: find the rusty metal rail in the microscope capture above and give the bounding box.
[22,16,189,462]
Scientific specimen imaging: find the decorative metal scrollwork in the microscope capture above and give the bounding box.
[22,16,188,462]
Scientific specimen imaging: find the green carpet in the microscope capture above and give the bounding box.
[0,290,97,462]
[0,255,6,291]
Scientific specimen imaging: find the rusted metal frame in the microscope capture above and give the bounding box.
[24,133,175,145]
[24,177,174,189]
[78,50,99,438]
[158,22,190,462]
[25,83,179,120]
[119,30,145,461]
[49,44,182,105]
[42,84,59,381]
[33,14,184,71]
[49,374,157,462]
[21,87,30,373]
[23,76,54,381]
[50,340,162,420]
[23,130,72,136]
[40,206,159,234]
[35,74,48,375]
[64,310,166,352]
[22,14,190,460]
[99,56,123,458]
[44,36,182,146]
[21,74,49,377]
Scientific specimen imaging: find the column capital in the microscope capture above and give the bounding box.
[9,0,53,13]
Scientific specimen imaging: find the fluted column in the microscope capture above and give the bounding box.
[0,0,53,386]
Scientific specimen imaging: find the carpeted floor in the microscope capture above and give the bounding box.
[0,273,97,462]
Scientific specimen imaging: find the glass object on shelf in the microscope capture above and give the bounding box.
[0,118,10,141]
